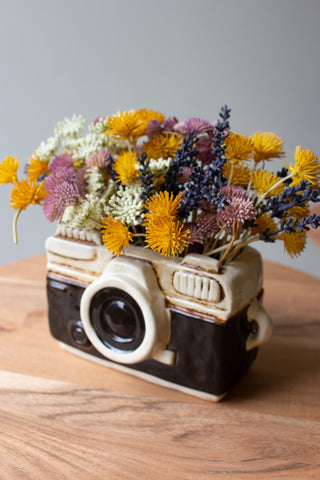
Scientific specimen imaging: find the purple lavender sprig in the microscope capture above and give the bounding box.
[204,105,230,192]
[177,106,232,218]
[282,214,320,233]
[178,163,211,218]
[105,153,116,181]
[164,131,199,195]
[265,181,320,218]
[137,152,155,204]
[260,213,320,242]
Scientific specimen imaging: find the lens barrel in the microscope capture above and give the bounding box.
[90,287,145,353]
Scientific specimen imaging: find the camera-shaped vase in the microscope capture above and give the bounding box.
[46,227,272,401]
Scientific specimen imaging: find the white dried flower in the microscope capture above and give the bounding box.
[62,204,100,231]
[62,194,104,231]
[62,179,116,231]
[85,166,106,194]
[71,133,106,160]
[61,137,82,158]
[106,135,132,153]
[54,114,85,138]
[35,136,60,161]
[89,117,109,134]
[148,157,172,174]
[106,184,144,226]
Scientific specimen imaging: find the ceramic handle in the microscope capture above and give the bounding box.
[246,298,273,351]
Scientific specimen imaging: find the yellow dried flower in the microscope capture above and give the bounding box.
[250,213,278,236]
[224,133,253,164]
[144,191,183,219]
[101,216,133,256]
[10,180,47,210]
[222,160,250,187]
[105,110,146,144]
[279,231,307,258]
[286,146,320,186]
[27,156,51,182]
[113,151,139,185]
[251,170,284,197]
[144,216,190,258]
[287,205,310,220]
[0,156,20,184]
[250,131,284,163]
[143,133,182,160]
[73,158,86,169]
[137,109,165,135]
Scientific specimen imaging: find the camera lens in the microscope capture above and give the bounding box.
[90,288,145,353]
[101,299,136,340]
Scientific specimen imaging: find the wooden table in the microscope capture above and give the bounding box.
[0,255,319,479]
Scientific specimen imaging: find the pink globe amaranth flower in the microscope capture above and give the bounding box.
[197,210,219,236]
[199,200,218,214]
[146,120,162,138]
[197,145,215,165]
[221,185,248,201]
[185,222,206,245]
[185,118,215,135]
[198,135,212,147]
[185,202,218,246]
[217,197,256,233]
[45,166,74,192]
[162,117,179,131]
[43,162,85,222]
[174,118,215,136]
[75,167,88,197]
[50,154,73,172]
[173,121,188,135]
[43,180,79,222]
[86,150,110,168]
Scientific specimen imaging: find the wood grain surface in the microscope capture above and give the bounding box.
[0,255,319,479]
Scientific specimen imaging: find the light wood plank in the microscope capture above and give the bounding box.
[0,255,319,478]
[0,370,319,480]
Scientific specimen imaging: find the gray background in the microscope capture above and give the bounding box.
[0,0,319,277]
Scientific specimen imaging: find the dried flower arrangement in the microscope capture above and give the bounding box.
[1,106,320,264]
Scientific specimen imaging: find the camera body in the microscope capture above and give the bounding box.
[46,227,272,401]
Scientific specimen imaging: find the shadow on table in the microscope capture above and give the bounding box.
[224,335,320,409]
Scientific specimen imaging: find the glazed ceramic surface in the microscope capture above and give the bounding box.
[46,228,272,401]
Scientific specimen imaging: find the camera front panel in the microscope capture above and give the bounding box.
[133,309,257,396]
[47,274,257,397]
[47,275,91,350]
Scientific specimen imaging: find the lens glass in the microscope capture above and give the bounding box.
[90,288,145,353]
[102,299,136,341]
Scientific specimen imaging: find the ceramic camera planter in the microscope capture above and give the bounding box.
[46,227,273,401]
